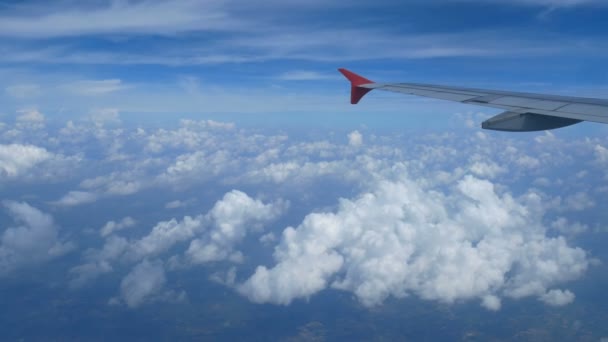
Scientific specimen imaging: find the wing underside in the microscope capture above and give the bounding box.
[339,68,608,131]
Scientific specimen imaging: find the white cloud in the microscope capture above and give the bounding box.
[276,71,337,81]
[130,215,203,261]
[100,217,136,237]
[551,217,588,235]
[186,190,287,264]
[509,0,599,7]
[0,1,594,70]
[595,144,608,164]
[65,79,127,95]
[0,144,51,178]
[563,192,595,211]
[16,109,45,125]
[260,232,277,245]
[123,190,285,265]
[89,108,120,126]
[239,175,588,309]
[481,295,501,311]
[120,260,167,308]
[69,235,129,288]
[70,190,284,290]
[5,84,40,98]
[0,1,235,38]
[1,201,72,275]
[165,200,186,209]
[469,161,506,178]
[54,191,98,207]
[456,0,602,7]
[17,109,45,130]
[348,130,363,147]
[540,289,575,306]
[2,115,604,313]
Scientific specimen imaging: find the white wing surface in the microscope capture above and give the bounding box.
[339,68,608,131]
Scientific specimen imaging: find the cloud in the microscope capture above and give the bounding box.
[71,190,286,289]
[540,289,575,306]
[16,109,45,130]
[0,144,51,178]
[454,0,603,7]
[120,260,166,308]
[89,108,121,126]
[1,201,72,275]
[348,130,363,147]
[2,115,604,313]
[239,175,588,309]
[165,200,190,209]
[505,0,600,7]
[276,71,337,81]
[186,190,288,264]
[54,191,98,207]
[100,217,136,237]
[469,161,506,179]
[481,295,501,311]
[0,0,599,69]
[563,192,595,211]
[0,1,236,38]
[5,84,40,98]
[69,235,129,288]
[64,79,127,96]
[594,144,608,164]
[129,190,286,263]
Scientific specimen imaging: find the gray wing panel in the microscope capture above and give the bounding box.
[363,82,608,124]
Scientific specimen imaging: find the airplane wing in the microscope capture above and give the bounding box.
[338,68,608,132]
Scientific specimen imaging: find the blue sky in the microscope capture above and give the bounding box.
[2,1,608,340]
[1,0,608,124]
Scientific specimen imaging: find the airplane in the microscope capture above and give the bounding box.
[338,68,608,132]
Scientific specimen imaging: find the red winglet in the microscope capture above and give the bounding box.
[338,68,374,104]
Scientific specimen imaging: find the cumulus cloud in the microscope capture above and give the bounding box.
[540,289,575,306]
[100,217,136,237]
[54,191,98,206]
[120,260,166,308]
[16,109,45,129]
[0,144,51,178]
[348,130,363,147]
[239,175,588,309]
[89,108,120,127]
[595,144,608,164]
[551,217,588,235]
[186,190,288,264]
[71,190,286,289]
[165,200,190,209]
[129,190,286,264]
[69,235,129,288]
[563,192,595,211]
[481,295,501,311]
[1,201,72,275]
[469,161,506,179]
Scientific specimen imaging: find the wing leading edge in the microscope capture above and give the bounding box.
[338,68,608,132]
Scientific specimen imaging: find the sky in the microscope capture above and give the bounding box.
[2,0,608,340]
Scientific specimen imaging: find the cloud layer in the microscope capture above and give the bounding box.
[2,114,605,310]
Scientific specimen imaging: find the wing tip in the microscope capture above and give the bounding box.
[338,68,374,104]
[338,68,374,86]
